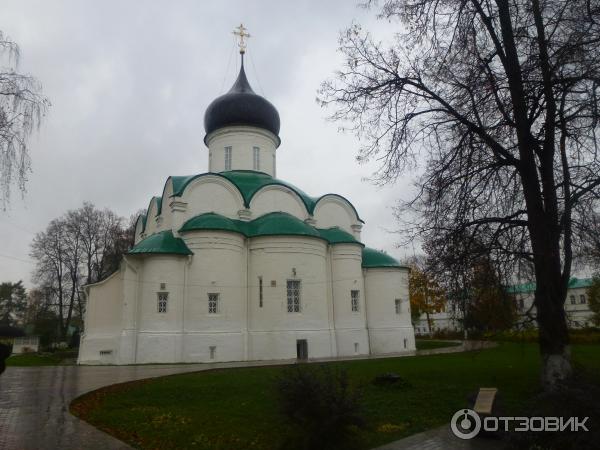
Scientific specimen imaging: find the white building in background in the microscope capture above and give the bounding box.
[413,277,596,335]
[11,336,40,354]
[414,308,460,336]
[78,34,415,365]
[510,278,595,329]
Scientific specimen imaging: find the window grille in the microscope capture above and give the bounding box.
[287,280,301,313]
[208,293,219,314]
[157,292,168,313]
[351,290,360,312]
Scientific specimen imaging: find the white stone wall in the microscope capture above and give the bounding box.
[206,126,279,176]
[79,241,416,364]
[313,195,360,237]
[181,231,246,362]
[247,236,333,360]
[135,255,187,363]
[364,267,415,353]
[330,244,370,356]
[181,175,244,221]
[78,269,125,364]
[80,126,416,364]
[143,199,159,236]
[250,186,309,220]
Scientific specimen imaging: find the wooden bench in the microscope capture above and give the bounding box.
[474,387,498,415]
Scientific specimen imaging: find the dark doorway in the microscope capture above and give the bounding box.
[296,339,308,360]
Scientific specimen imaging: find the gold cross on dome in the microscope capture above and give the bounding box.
[233,23,251,54]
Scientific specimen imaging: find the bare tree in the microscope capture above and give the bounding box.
[576,205,600,270]
[0,31,50,209]
[31,218,73,339]
[67,202,124,285]
[320,0,600,389]
[30,203,133,340]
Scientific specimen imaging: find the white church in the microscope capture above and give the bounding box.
[78,27,415,365]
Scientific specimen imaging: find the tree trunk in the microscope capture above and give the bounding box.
[530,221,572,391]
[535,282,572,389]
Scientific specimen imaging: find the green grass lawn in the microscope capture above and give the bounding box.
[414,339,462,350]
[70,343,600,450]
[6,350,77,366]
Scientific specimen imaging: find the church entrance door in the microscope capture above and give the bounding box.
[296,339,308,360]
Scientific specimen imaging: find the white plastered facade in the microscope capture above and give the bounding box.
[79,124,415,365]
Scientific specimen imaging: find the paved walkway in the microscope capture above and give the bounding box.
[0,361,285,450]
[373,425,505,450]
[0,341,496,450]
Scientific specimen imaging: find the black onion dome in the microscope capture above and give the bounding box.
[204,60,280,138]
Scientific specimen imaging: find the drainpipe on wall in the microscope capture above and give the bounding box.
[363,268,372,355]
[180,254,191,362]
[244,238,249,361]
[327,246,337,357]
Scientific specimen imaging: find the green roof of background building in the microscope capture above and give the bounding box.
[361,247,406,269]
[128,230,193,256]
[506,282,537,294]
[166,170,364,222]
[179,212,363,245]
[507,277,593,294]
[568,277,593,289]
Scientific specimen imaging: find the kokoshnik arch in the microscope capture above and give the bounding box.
[78,25,415,364]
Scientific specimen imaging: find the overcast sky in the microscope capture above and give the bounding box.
[0,0,419,286]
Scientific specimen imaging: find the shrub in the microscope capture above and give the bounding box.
[277,365,365,450]
[483,328,600,345]
[431,329,464,340]
[372,373,413,389]
[0,343,11,375]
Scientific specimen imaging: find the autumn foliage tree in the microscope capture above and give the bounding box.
[320,0,600,389]
[466,259,517,333]
[409,266,446,332]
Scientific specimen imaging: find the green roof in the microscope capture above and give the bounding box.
[507,277,593,294]
[361,247,406,269]
[180,213,242,234]
[179,212,363,246]
[128,230,193,256]
[135,214,147,231]
[168,170,364,222]
[317,227,362,245]
[145,196,162,221]
[568,277,593,289]
[506,282,536,294]
[246,212,322,239]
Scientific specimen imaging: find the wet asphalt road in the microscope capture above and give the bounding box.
[0,364,236,450]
